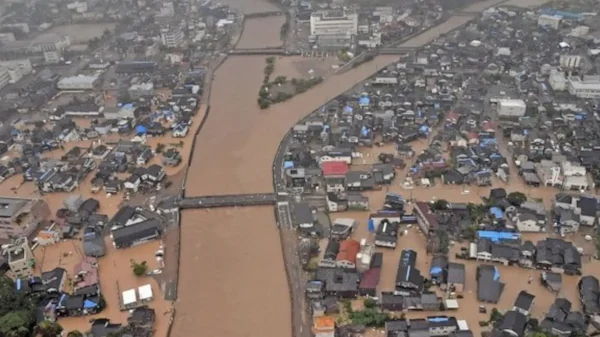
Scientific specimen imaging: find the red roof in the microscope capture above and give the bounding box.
[336,239,360,264]
[321,161,349,177]
[359,268,381,289]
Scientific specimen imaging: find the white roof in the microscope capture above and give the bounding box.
[498,98,526,107]
[138,284,153,300]
[122,289,137,305]
[445,299,459,309]
[457,319,469,331]
[58,74,99,85]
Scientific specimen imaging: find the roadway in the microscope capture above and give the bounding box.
[178,193,277,209]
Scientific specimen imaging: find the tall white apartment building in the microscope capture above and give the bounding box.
[0,68,10,90]
[310,10,358,37]
[160,26,184,48]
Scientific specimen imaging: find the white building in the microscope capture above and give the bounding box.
[497,99,526,117]
[559,55,582,69]
[44,50,62,64]
[4,67,22,84]
[0,59,32,75]
[549,71,567,91]
[57,75,100,90]
[160,26,184,48]
[538,14,561,29]
[0,32,15,42]
[310,10,358,37]
[567,75,600,98]
[0,68,10,90]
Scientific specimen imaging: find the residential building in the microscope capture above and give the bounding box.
[310,10,358,37]
[513,291,535,315]
[44,50,62,64]
[497,99,526,117]
[314,267,359,298]
[444,263,466,295]
[2,238,35,278]
[538,14,561,29]
[160,26,184,48]
[414,201,438,235]
[0,197,50,240]
[0,68,10,90]
[477,264,504,303]
[0,32,15,42]
[57,75,100,90]
[498,310,527,337]
[567,75,600,98]
[559,55,583,69]
[128,82,154,99]
[0,59,32,75]
[336,239,360,269]
[110,218,163,249]
[313,316,335,337]
[4,67,22,84]
[395,249,423,295]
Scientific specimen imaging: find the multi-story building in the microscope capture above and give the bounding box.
[0,59,32,75]
[310,10,358,37]
[0,32,15,42]
[44,50,62,64]
[4,67,23,84]
[497,99,527,117]
[567,75,600,98]
[57,75,100,90]
[0,68,10,90]
[160,26,184,48]
[537,14,561,29]
[0,197,51,240]
[2,238,35,278]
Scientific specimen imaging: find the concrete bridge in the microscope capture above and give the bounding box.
[179,193,277,209]
[378,47,417,55]
[229,48,292,56]
[245,11,284,18]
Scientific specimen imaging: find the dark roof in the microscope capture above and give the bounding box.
[499,311,527,336]
[513,291,535,311]
[64,294,85,310]
[396,249,423,290]
[80,198,100,214]
[477,265,504,303]
[110,206,136,227]
[111,218,162,248]
[547,298,572,321]
[41,267,66,290]
[90,319,122,337]
[359,268,380,290]
[447,263,465,284]
[578,196,597,217]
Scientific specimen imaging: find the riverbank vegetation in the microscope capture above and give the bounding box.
[257,57,324,109]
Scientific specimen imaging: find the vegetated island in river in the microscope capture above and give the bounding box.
[257,56,323,109]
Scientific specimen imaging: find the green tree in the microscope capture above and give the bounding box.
[432,199,449,210]
[67,331,84,337]
[489,308,503,323]
[0,311,32,337]
[363,298,377,309]
[38,320,63,337]
[130,260,148,276]
[507,192,527,206]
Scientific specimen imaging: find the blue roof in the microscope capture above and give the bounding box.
[490,207,504,220]
[84,299,98,309]
[493,266,500,280]
[430,266,443,275]
[135,125,147,134]
[359,97,370,105]
[283,161,294,169]
[478,230,520,242]
[344,106,353,113]
[428,317,449,322]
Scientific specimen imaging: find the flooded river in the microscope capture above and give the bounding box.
[174,1,515,336]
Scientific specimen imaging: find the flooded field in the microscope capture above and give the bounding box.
[47,23,117,43]
[237,16,285,49]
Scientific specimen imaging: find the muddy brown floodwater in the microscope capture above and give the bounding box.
[173,1,518,335]
[237,16,286,49]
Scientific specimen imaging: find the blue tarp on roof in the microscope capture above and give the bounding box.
[493,266,500,280]
[490,207,504,220]
[359,97,370,105]
[368,219,375,232]
[430,266,443,275]
[478,230,521,242]
[135,125,147,135]
[344,106,353,113]
[84,300,98,309]
[283,161,294,169]
[16,278,21,290]
[428,317,449,322]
